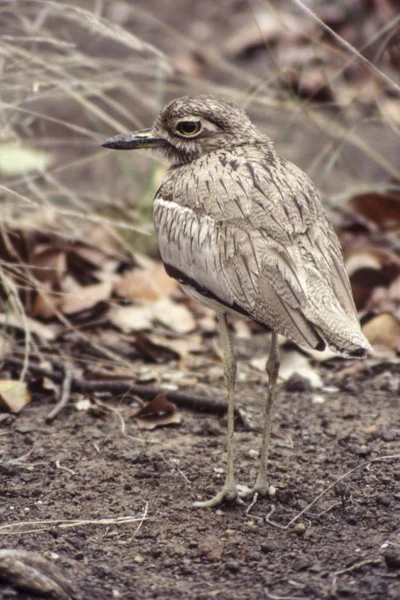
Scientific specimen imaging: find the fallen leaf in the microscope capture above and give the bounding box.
[223,10,304,57]
[110,298,196,334]
[346,246,400,311]
[280,67,333,102]
[152,298,196,334]
[279,350,323,388]
[148,333,203,359]
[115,263,177,302]
[348,191,400,232]
[362,312,400,352]
[61,281,113,314]
[32,281,62,320]
[110,305,153,331]
[134,332,180,363]
[134,393,181,430]
[0,380,30,413]
[0,313,56,341]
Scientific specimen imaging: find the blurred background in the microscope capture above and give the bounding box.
[1,0,400,362]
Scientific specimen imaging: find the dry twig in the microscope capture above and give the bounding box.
[2,355,236,418]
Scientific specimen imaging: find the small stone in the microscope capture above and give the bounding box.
[284,374,312,392]
[226,560,240,573]
[311,394,325,405]
[201,418,223,436]
[260,541,276,553]
[151,547,162,558]
[381,429,397,442]
[248,448,259,459]
[293,557,312,571]
[134,555,144,564]
[356,445,370,457]
[173,545,186,558]
[292,523,306,536]
[377,494,391,507]
[180,559,192,575]
[383,548,400,569]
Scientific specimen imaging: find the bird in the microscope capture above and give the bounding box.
[102,95,371,508]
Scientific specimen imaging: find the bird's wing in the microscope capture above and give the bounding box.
[154,148,369,356]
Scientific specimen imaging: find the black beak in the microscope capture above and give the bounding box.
[102,128,158,150]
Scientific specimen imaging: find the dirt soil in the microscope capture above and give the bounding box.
[1,350,400,600]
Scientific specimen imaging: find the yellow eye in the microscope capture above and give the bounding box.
[176,120,202,136]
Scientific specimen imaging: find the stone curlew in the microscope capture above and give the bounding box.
[103,95,371,507]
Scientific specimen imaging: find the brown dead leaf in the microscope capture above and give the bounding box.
[278,350,323,388]
[134,332,180,363]
[31,246,66,286]
[115,262,177,302]
[280,67,333,102]
[223,11,304,57]
[362,312,400,352]
[389,275,400,305]
[0,313,56,341]
[346,246,400,311]
[148,333,203,359]
[134,393,181,430]
[152,298,196,334]
[0,380,30,413]
[348,191,400,232]
[32,281,62,320]
[110,297,196,334]
[61,281,113,315]
[110,304,153,331]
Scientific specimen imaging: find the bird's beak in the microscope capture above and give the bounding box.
[101,128,158,150]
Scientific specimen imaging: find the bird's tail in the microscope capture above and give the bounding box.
[308,305,372,358]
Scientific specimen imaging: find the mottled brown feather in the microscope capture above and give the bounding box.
[150,96,370,358]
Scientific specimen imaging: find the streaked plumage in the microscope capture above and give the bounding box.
[103,95,371,507]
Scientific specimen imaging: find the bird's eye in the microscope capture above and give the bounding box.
[176,120,202,136]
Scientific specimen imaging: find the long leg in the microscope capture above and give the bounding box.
[193,312,238,507]
[242,331,280,498]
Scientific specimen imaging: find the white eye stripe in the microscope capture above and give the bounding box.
[202,121,220,132]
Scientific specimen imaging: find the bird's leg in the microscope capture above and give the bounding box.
[242,331,280,499]
[193,312,238,508]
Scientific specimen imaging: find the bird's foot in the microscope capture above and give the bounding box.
[238,480,275,501]
[193,482,240,508]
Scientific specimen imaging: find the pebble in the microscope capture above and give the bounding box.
[260,541,276,553]
[292,523,306,536]
[226,560,240,573]
[293,556,313,571]
[381,429,397,442]
[383,548,400,569]
[356,445,370,457]
[377,494,391,507]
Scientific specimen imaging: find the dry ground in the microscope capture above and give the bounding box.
[1,351,400,599]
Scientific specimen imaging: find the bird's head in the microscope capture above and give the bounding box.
[102,95,267,165]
